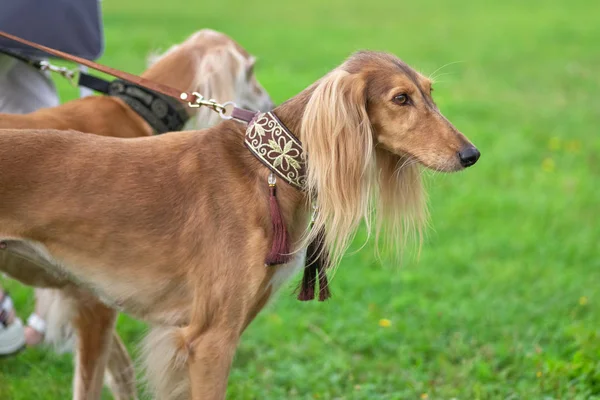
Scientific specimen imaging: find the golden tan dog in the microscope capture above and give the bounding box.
[0,29,271,400]
[0,51,478,399]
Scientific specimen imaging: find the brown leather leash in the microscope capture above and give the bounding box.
[0,30,256,123]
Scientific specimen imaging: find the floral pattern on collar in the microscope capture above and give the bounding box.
[244,112,306,190]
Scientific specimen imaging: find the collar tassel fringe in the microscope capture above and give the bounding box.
[298,227,331,301]
[263,175,331,301]
[247,114,330,301]
[265,174,292,266]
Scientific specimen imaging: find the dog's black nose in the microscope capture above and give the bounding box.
[458,146,480,167]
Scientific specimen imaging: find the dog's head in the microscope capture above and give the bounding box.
[305,51,479,173]
[299,50,479,267]
[351,52,478,171]
[146,29,273,129]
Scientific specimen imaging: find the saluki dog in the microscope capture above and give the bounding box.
[0,29,271,400]
[0,51,478,399]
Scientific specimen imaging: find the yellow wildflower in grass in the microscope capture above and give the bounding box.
[267,313,283,324]
[421,393,429,400]
[548,137,561,151]
[566,140,581,153]
[536,371,543,378]
[379,318,392,328]
[542,157,555,172]
[579,296,588,306]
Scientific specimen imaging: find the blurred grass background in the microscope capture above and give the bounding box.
[1,0,599,398]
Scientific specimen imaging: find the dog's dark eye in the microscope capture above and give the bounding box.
[393,94,409,105]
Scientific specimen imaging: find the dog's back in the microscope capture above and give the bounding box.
[0,97,153,137]
[0,127,226,324]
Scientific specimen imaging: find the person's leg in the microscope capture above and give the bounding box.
[0,54,59,114]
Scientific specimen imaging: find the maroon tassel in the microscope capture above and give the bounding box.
[318,264,331,301]
[297,258,316,301]
[297,227,331,301]
[265,176,292,265]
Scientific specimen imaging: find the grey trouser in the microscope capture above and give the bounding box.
[0,54,59,114]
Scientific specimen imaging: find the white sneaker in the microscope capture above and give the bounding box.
[0,317,26,356]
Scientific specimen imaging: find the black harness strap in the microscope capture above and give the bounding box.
[107,80,190,134]
[0,49,189,134]
[77,72,111,94]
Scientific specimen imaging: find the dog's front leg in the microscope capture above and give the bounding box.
[185,327,240,400]
[72,299,118,400]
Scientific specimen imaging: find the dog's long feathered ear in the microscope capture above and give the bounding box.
[301,69,375,268]
[187,47,239,129]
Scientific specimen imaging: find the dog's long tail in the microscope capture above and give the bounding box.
[141,326,190,400]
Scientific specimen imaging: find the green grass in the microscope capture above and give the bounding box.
[1,0,599,398]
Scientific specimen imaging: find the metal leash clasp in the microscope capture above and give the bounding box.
[180,92,236,120]
[39,60,79,87]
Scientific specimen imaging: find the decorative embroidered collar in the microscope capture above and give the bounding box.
[244,112,306,190]
[108,80,189,134]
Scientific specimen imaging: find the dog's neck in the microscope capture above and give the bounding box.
[258,86,315,187]
[244,111,306,190]
[142,50,198,94]
[228,85,318,202]
[214,119,309,226]
[271,86,315,139]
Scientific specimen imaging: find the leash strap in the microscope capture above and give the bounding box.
[0,30,190,103]
[1,47,106,92]
[1,46,187,133]
[232,108,258,123]
[0,31,254,123]
[0,30,256,123]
